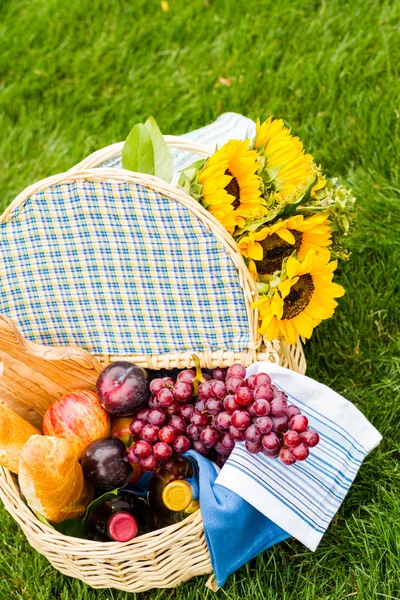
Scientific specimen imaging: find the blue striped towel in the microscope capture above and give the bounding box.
[216,362,382,551]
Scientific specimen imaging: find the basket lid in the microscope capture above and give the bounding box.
[0,173,253,358]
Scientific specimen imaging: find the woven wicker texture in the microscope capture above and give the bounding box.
[0,136,307,592]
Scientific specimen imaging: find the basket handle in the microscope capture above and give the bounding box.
[69,135,212,172]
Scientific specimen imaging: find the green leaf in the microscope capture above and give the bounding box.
[122,123,155,175]
[33,510,54,528]
[54,518,87,539]
[144,116,173,184]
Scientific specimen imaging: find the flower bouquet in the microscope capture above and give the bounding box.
[176,117,356,345]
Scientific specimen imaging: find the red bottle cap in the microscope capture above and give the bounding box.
[107,512,138,542]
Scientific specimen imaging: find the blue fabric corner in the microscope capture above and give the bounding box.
[185,450,290,587]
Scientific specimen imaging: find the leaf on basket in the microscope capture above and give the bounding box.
[54,518,88,539]
[122,116,173,184]
[144,116,173,183]
[33,509,54,529]
[122,123,155,176]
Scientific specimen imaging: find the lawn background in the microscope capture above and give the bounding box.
[0,0,399,598]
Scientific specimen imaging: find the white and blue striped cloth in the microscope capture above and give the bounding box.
[216,362,382,551]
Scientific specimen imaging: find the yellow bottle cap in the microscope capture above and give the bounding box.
[162,480,193,512]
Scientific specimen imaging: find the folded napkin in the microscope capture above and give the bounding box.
[216,362,382,551]
[185,450,289,588]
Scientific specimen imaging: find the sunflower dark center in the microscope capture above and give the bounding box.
[256,230,303,274]
[282,273,314,320]
[224,169,241,209]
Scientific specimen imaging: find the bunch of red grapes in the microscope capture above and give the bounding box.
[127,364,320,472]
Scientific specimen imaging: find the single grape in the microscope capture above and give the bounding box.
[261,432,281,451]
[172,381,193,402]
[271,415,288,434]
[173,435,191,453]
[163,377,176,388]
[149,378,166,394]
[246,374,256,389]
[156,388,174,408]
[226,364,246,379]
[141,424,160,442]
[279,446,296,466]
[192,411,209,427]
[133,440,153,459]
[245,424,262,444]
[198,381,213,400]
[252,399,271,417]
[210,380,227,399]
[148,397,159,409]
[153,441,173,461]
[193,440,209,456]
[255,416,273,434]
[245,441,262,454]
[187,423,202,441]
[235,386,254,407]
[286,405,301,420]
[299,429,320,448]
[231,410,251,431]
[262,447,280,458]
[226,376,245,394]
[166,400,181,415]
[177,369,195,384]
[129,419,146,439]
[195,399,207,412]
[283,430,301,447]
[289,415,308,433]
[205,398,223,415]
[169,415,187,434]
[223,395,241,414]
[291,443,309,461]
[214,441,231,456]
[254,373,272,387]
[180,403,195,421]
[158,425,177,444]
[127,445,140,464]
[273,390,288,402]
[228,425,245,441]
[140,454,159,472]
[270,396,288,417]
[254,384,274,401]
[136,408,150,422]
[219,431,235,450]
[147,409,167,427]
[212,368,227,381]
[213,411,232,431]
[200,426,219,448]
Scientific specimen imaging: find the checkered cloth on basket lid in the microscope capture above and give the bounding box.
[0,178,251,356]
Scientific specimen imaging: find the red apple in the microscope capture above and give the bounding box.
[43,390,110,459]
[110,416,133,446]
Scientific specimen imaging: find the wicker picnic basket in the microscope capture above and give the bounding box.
[0,137,306,592]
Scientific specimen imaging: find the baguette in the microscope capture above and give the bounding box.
[19,435,93,523]
[0,401,41,474]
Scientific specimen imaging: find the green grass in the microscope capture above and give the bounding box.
[1,0,400,598]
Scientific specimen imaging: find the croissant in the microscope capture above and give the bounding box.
[0,401,41,474]
[19,435,93,523]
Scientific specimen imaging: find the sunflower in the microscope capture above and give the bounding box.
[237,213,332,275]
[254,117,315,201]
[198,139,263,233]
[253,249,345,345]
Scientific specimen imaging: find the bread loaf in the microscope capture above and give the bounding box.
[19,435,93,523]
[0,401,41,474]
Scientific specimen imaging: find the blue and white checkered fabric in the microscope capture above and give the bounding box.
[0,180,250,356]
